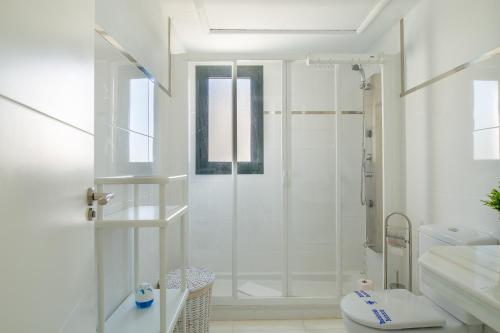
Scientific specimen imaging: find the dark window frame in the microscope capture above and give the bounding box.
[195,65,264,175]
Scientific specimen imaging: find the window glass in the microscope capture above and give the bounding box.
[129,78,149,134]
[129,78,155,163]
[473,80,499,160]
[129,132,150,163]
[208,78,232,162]
[473,80,499,130]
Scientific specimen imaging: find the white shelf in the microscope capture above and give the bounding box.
[96,205,188,228]
[104,289,188,333]
[95,175,189,333]
[95,175,187,185]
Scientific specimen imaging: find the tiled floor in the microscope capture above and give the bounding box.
[210,319,346,333]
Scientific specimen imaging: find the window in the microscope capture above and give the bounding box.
[196,65,264,174]
[129,78,155,163]
[115,66,156,174]
[473,80,499,160]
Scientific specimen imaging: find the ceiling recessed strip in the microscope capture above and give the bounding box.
[194,0,392,35]
[209,28,357,35]
[357,0,392,34]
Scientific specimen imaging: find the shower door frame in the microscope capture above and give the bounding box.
[189,56,385,306]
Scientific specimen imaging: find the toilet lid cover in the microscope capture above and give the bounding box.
[341,289,446,330]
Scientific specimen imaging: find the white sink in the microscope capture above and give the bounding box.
[419,245,500,332]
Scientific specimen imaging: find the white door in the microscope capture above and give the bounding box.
[0,1,96,332]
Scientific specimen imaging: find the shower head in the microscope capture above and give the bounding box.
[351,64,362,71]
[352,64,370,90]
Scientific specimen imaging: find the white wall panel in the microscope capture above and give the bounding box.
[0,99,95,332]
[0,0,95,330]
[368,0,500,297]
[0,0,94,133]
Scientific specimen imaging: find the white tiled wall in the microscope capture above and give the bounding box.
[404,55,500,237]
[368,0,500,298]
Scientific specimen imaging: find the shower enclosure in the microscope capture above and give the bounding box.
[188,57,384,308]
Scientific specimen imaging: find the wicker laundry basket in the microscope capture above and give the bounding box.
[166,267,215,333]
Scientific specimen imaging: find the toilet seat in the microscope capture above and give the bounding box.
[342,311,469,333]
[341,289,465,331]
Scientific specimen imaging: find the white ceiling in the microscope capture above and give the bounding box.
[206,0,378,30]
[164,0,419,57]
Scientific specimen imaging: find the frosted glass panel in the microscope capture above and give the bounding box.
[207,78,252,162]
[208,78,232,162]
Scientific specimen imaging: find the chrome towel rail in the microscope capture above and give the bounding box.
[384,211,412,291]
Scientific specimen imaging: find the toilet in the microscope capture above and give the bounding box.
[341,225,497,333]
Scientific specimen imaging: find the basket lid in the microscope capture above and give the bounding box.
[166,267,215,292]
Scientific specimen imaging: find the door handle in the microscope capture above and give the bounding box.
[87,187,114,206]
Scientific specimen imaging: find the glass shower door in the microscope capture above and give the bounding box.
[188,62,235,297]
[189,61,284,299]
[236,60,284,298]
[189,59,382,302]
[288,61,338,297]
[287,62,377,298]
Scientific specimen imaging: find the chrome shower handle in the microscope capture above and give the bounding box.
[87,187,115,206]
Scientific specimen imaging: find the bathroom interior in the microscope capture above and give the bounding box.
[1,0,500,332]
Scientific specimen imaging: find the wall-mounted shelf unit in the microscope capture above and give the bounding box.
[94,175,189,333]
